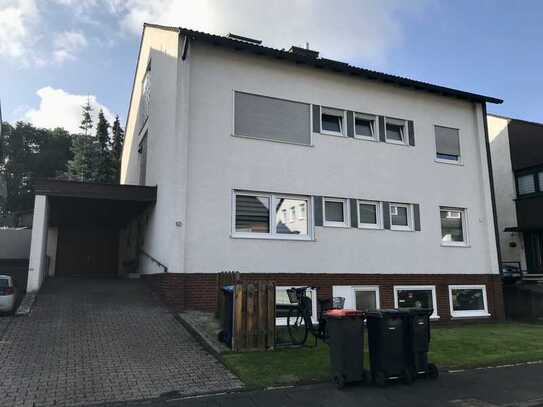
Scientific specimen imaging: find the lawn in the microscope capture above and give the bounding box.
[222,322,543,388]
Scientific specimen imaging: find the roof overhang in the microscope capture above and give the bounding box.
[34,179,157,227]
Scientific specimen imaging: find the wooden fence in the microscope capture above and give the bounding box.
[216,272,276,352]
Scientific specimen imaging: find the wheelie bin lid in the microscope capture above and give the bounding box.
[221,285,235,293]
[324,308,364,318]
[365,309,406,319]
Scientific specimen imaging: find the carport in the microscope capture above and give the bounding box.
[27,179,157,292]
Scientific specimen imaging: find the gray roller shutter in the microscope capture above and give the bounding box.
[234,92,311,145]
[408,120,415,146]
[350,198,358,227]
[383,202,391,229]
[435,126,460,156]
[347,111,354,138]
[314,196,323,226]
[414,203,421,231]
[312,105,321,133]
[378,116,386,142]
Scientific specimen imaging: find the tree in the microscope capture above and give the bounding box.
[79,97,93,136]
[111,115,124,182]
[94,110,115,183]
[66,134,99,182]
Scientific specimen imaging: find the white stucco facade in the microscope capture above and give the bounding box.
[122,26,500,279]
[487,114,526,268]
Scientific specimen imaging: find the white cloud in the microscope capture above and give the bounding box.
[106,0,428,63]
[0,0,38,61]
[24,87,115,134]
[53,31,88,63]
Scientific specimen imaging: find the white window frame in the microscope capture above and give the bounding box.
[353,113,378,141]
[323,197,349,228]
[321,107,346,137]
[352,286,380,311]
[357,200,382,229]
[389,203,413,231]
[448,285,490,318]
[440,207,469,247]
[275,286,318,326]
[384,117,408,145]
[435,125,462,165]
[231,191,313,240]
[394,285,439,319]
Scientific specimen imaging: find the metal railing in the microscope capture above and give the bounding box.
[139,250,168,273]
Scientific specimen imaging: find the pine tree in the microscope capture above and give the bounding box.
[80,97,93,136]
[94,110,114,183]
[111,115,124,182]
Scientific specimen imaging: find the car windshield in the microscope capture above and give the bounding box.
[0,279,10,288]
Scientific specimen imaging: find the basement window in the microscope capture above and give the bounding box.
[448,285,490,318]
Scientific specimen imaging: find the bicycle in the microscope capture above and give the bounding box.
[283,286,345,346]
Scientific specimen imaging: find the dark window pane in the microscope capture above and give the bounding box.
[435,126,460,157]
[235,194,270,233]
[359,203,377,224]
[322,114,342,133]
[391,206,408,226]
[275,198,308,235]
[0,279,9,288]
[517,174,535,195]
[397,289,432,309]
[355,118,373,138]
[440,210,464,242]
[355,290,377,311]
[325,201,344,222]
[452,289,485,311]
[437,153,459,161]
[386,123,403,141]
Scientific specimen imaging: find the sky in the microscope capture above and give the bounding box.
[1,0,543,133]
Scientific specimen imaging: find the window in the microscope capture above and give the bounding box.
[354,113,377,140]
[333,285,380,311]
[517,174,536,195]
[321,108,345,136]
[385,118,407,144]
[234,91,311,145]
[435,126,461,163]
[394,286,438,319]
[448,285,489,318]
[142,64,151,120]
[323,198,349,227]
[137,132,148,186]
[358,200,382,229]
[389,203,413,231]
[233,191,311,239]
[276,286,317,325]
[440,207,467,246]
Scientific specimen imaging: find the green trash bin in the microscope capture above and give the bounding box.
[366,309,413,386]
[402,308,439,380]
[324,309,366,388]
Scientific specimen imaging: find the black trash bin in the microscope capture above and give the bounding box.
[402,308,438,380]
[366,309,412,386]
[324,309,366,389]
[218,285,234,348]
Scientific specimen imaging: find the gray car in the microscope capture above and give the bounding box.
[0,275,16,314]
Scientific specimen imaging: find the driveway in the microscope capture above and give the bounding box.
[0,277,242,407]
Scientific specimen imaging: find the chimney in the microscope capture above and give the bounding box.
[288,45,319,59]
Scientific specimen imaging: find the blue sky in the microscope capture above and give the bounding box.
[1,0,542,133]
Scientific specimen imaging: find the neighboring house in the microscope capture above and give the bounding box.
[487,114,543,279]
[25,24,504,323]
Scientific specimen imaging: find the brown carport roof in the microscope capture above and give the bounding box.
[34,179,157,227]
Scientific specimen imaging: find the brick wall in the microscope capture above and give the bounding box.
[143,272,505,322]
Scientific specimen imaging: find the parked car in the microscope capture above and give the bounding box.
[0,275,16,314]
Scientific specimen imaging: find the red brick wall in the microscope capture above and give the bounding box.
[143,272,505,322]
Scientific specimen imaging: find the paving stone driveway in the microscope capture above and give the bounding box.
[0,278,242,407]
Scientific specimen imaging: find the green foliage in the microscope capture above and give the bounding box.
[94,110,115,183]
[0,121,73,223]
[79,99,93,136]
[111,115,124,182]
[66,133,100,182]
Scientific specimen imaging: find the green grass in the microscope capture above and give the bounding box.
[222,322,543,388]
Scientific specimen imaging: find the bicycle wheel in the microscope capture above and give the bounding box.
[287,307,309,345]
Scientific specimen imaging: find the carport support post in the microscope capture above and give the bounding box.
[27,195,49,292]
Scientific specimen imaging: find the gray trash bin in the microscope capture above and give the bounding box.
[324,309,366,388]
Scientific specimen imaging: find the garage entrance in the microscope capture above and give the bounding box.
[26,179,157,291]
